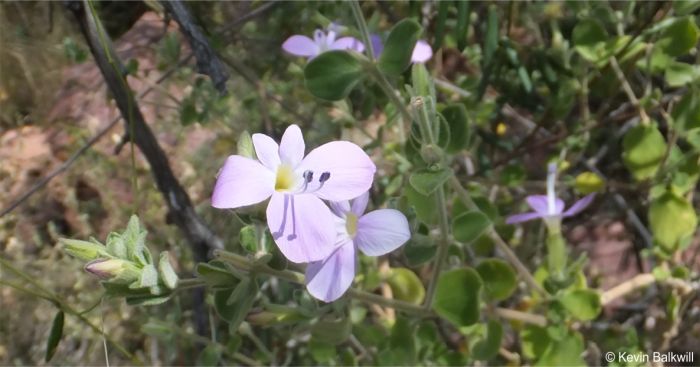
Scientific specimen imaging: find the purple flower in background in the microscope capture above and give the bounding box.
[283,27,365,59]
[370,34,433,63]
[305,192,410,302]
[212,125,376,263]
[506,163,595,225]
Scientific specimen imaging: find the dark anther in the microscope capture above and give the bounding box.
[319,172,331,183]
[303,170,314,182]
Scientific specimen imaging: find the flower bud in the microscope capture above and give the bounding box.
[61,238,108,261]
[420,144,443,165]
[85,258,139,282]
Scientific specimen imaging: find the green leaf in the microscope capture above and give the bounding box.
[378,19,423,76]
[574,172,605,194]
[196,261,239,288]
[387,268,426,305]
[61,238,108,261]
[309,338,336,363]
[483,5,499,66]
[125,293,172,306]
[433,1,450,50]
[214,277,258,328]
[411,62,434,98]
[672,90,700,133]
[237,130,255,159]
[409,168,452,196]
[312,316,352,345]
[559,289,601,321]
[404,185,438,225]
[649,191,698,252]
[522,325,550,360]
[455,1,471,51]
[433,268,482,327]
[665,61,700,87]
[106,233,127,259]
[476,259,517,301]
[452,211,491,243]
[239,225,257,254]
[158,252,178,290]
[622,124,667,181]
[536,331,585,366]
[45,310,64,362]
[441,104,470,153]
[179,100,198,126]
[304,50,364,101]
[403,234,437,266]
[572,19,607,49]
[388,317,416,365]
[197,345,221,367]
[138,264,159,289]
[658,16,699,57]
[473,320,503,361]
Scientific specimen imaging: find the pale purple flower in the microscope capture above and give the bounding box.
[370,34,433,63]
[283,28,365,59]
[212,125,376,264]
[305,192,410,302]
[506,163,595,224]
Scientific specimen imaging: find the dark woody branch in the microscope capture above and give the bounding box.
[160,0,230,94]
[66,0,224,261]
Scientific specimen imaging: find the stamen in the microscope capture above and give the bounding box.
[272,194,290,240]
[303,170,314,182]
[287,196,297,241]
[546,162,557,215]
[319,172,330,183]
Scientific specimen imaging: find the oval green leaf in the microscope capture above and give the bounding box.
[387,267,426,305]
[45,310,64,362]
[379,19,423,76]
[476,259,517,301]
[622,124,667,181]
[433,267,482,327]
[304,50,364,101]
[649,191,698,252]
[409,167,452,196]
[559,289,602,321]
[452,211,491,243]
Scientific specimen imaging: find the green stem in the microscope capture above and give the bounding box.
[214,250,427,315]
[367,66,410,142]
[409,98,452,310]
[350,0,375,61]
[176,277,207,291]
[448,176,548,297]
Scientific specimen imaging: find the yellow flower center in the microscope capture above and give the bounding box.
[345,213,358,237]
[275,165,296,192]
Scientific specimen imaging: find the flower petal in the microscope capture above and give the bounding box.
[331,37,365,52]
[505,212,544,224]
[563,194,595,218]
[282,35,320,57]
[212,155,274,208]
[370,34,384,57]
[266,193,336,263]
[411,40,433,63]
[351,191,370,216]
[355,209,410,256]
[329,200,350,217]
[252,133,280,170]
[305,240,355,302]
[279,124,305,167]
[298,141,376,201]
[526,195,564,216]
